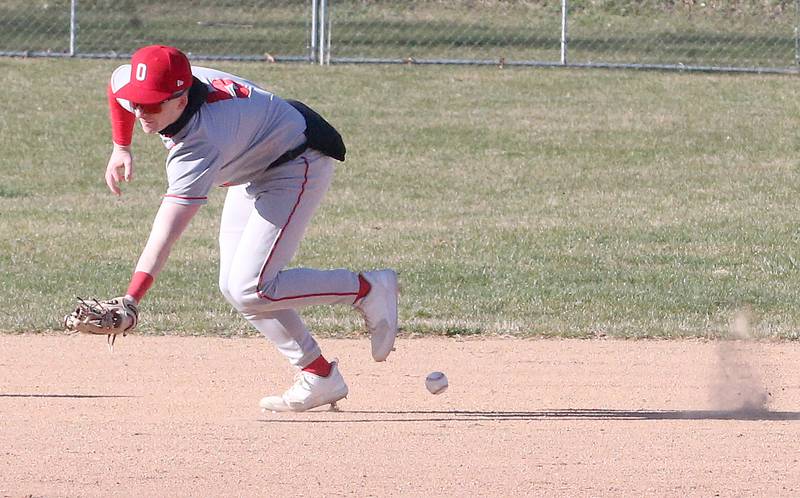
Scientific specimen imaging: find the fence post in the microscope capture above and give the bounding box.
[310,0,318,63]
[560,0,568,65]
[795,0,799,65]
[325,0,332,64]
[318,0,326,65]
[69,0,78,56]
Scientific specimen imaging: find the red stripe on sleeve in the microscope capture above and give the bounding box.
[107,83,135,146]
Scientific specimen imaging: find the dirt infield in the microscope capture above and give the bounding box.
[1,335,799,497]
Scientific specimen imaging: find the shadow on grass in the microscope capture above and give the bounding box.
[260,408,800,422]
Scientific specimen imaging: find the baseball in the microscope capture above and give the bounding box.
[425,371,448,395]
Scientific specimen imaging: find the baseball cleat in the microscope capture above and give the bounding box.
[259,360,348,413]
[355,269,399,362]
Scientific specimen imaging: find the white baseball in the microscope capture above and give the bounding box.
[425,371,448,395]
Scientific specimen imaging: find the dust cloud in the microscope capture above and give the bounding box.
[709,310,770,413]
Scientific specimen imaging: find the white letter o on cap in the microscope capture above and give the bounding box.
[135,63,147,81]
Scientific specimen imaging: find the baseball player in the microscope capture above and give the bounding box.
[102,45,398,412]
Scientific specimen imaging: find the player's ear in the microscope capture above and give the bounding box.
[177,92,189,110]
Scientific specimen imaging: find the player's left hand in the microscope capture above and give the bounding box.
[105,145,135,196]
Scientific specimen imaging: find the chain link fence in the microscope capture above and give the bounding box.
[0,0,313,60]
[1,0,798,72]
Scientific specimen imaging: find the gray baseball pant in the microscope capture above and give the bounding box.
[218,150,360,367]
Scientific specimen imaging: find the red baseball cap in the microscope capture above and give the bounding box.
[116,45,192,104]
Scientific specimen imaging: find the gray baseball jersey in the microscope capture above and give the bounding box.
[110,65,306,205]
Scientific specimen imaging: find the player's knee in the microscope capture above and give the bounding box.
[223,277,264,312]
[226,286,254,312]
[221,270,283,313]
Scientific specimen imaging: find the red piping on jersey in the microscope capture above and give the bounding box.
[163,194,208,201]
[256,156,358,303]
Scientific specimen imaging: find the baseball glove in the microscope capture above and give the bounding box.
[64,297,139,350]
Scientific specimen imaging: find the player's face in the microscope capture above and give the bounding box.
[133,92,188,134]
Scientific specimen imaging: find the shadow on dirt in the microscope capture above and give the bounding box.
[0,393,135,398]
[260,408,800,422]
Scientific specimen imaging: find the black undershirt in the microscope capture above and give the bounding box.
[159,77,209,137]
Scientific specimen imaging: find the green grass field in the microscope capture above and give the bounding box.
[1,57,799,339]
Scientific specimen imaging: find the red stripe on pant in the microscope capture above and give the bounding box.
[255,157,357,303]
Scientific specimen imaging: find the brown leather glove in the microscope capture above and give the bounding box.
[64,297,139,350]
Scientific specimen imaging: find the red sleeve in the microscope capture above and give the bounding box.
[107,83,135,146]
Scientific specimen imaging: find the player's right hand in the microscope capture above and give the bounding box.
[105,145,134,196]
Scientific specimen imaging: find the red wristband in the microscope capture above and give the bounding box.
[126,271,154,303]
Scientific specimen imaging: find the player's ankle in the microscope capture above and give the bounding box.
[302,355,332,377]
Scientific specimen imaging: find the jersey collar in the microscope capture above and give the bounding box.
[159,77,209,138]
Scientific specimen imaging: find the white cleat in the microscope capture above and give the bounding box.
[259,360,349,413]
[355,269,399,362]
